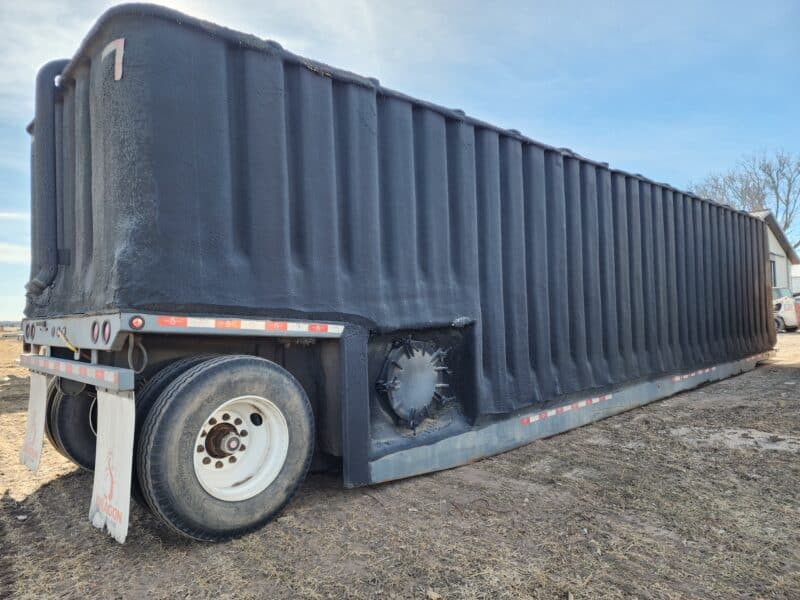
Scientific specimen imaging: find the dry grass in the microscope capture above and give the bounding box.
[1,335,799,599]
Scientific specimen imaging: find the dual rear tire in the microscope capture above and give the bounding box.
[45,381,96,471]
[137,355,314,541]
[44,355,314,541]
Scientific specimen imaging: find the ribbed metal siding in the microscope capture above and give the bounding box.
[27,6,774,416]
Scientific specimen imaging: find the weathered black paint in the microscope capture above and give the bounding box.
[27,59,69,296]
[26,5,774,423]
[339,326,371,486]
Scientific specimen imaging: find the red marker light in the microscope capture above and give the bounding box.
[129,316,145,330]
[91,321,99,343]
[102,321,111,343]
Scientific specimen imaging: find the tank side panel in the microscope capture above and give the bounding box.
[26,11,775,418]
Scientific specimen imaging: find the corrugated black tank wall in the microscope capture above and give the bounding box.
[27,5,774,415]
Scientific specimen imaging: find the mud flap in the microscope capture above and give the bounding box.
[89,388,135,544]
[19,373,49,471]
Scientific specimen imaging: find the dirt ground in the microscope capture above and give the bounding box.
[1,335,799,599]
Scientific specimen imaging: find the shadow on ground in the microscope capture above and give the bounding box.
[1,336,799,599]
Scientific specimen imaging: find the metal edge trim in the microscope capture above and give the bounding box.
[368,351,773,485]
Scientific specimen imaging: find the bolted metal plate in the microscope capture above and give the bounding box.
[376,338,453,428]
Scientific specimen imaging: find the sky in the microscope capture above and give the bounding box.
[0,0,798,319]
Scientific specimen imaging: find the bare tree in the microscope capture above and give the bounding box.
[691,150,800,248]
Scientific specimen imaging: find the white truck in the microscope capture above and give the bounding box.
[773,287,800,332]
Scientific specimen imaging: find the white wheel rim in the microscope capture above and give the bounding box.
[193,395,289,502]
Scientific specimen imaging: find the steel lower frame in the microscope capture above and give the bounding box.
[21,311,346,352]
[366,351,773,485]
[18,313,775,492]
[20,354,135,390]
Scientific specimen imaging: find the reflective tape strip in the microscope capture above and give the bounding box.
[240,319,264,330]
[157,316,188,327]
[215,319,241,330]
[20,355,121,388]
[155,315,344,336]
[520,394,613,426]
[672,365,718,383]
[187,317,216,328]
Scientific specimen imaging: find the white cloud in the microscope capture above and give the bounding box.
[0,212,29,221]
[0,0,469,122]
[0,0,794,125]
[0,0,795,201]
[0,0,474,177]
[0,3,99,121]
[0,242,29,264]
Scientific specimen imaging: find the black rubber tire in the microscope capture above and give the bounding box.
[44,381,59,454]
[49,388,97,471]
[135,355,218,436]
[137,355,314,541]
[44,381,62,455]
[44,378,98,464]
[129,355,217,505]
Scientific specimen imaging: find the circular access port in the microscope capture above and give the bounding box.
[375,339,453,429]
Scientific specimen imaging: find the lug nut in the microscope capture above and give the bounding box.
[239,444,246,451]
[215,461,223,469]
[201,430,207,437]
[221,432,241,453]
[209,418,217,425]
[234,418,242,426]
[202,457,211,465]
[222,413,230,421]
[240,430,248,437]
[196,445,204,453]
[229,456,237,463]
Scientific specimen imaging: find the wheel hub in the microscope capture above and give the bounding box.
[221,431,241,453]
[204,422,239,458]
[192,395,289,502]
